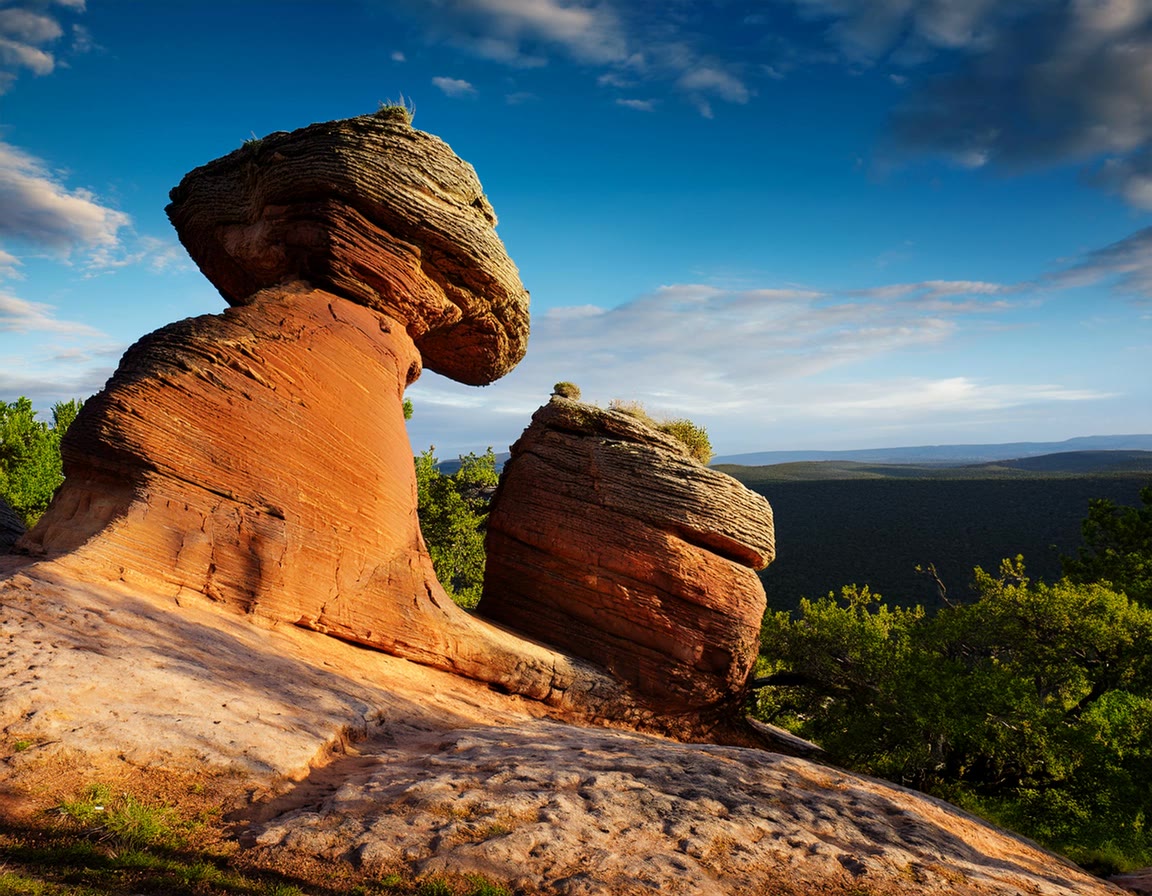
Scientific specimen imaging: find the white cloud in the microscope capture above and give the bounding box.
[0,0,85,90]
[70,22,93,53]
[0,290,103,336]
[391,0,752,115]
[405,278,1039,456]
[404,0,626,67]
[677,66,750,104]
[391,49,406,62]
[0,248,20,279]
[83,235,192,275]
[1050,225,1152,300]
[432,75,476,97]
[1094,148,1152,209]
[0,35,54,74]
[399,246,1152,456]
[0,140,130,254]
[597,71,631,88]
[458,0,627,64]
[616,97,653,111]
[812,377,1111,415]
[0,358,116,410]
[788,0,1013,60]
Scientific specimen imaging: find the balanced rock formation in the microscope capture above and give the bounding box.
[13,114,641,722]
[478,396,776,739]
[0,496,24,553]
[165,115,527,385]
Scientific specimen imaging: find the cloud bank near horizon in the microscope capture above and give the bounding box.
[404,270,1127,457]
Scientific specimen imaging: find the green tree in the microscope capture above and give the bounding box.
[414,447,498,609]
[0,397,82,527]
[757,558,1152,869]
[1063,485,1152,606]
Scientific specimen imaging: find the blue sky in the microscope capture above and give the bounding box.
[1,0,1150,458]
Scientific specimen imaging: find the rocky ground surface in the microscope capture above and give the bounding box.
[1,556,1135,895]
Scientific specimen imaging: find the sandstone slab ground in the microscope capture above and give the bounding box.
[0,557,1127,896]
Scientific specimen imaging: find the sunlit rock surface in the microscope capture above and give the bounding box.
[479,396,776,740]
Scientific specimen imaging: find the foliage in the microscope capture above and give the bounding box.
[608,399,712,464]
[0,397,83,527]
[656,418,712,464]
[551,381,581,400]
[403,398,413,421]
[743,476,1150,615]
[414,447,498,609]
[56,784,180,852]
[757,557,1152,869]
[1063,484,1152,606]
[608,398,651,421]
[376,95,415,124]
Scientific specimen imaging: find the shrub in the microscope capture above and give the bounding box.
[551,381,581,400]
[608,399,712,464]
[608,398,654,425]
[657,418,712,464]
[376,95,415,124]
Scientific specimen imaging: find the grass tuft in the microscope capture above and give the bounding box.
[376,95,415,124]
[2,775,522,896]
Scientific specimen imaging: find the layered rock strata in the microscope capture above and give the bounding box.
[14,116,642,720]
[11,112,782,742]
[478,397,776,737]
[164,114,527,385]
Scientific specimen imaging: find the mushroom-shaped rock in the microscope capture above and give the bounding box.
[14,117,659,731]
[165,113,528,385]
[477,397,776,738]
[0,496,24,554]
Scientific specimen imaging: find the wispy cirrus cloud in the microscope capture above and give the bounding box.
[808,377,1110,416]
[0,248,20,279]
[0,290,102,336]
[387,0,750,114]
[404,238,1152,457]
[405,276,1055,455]
[1048,225,1152,301]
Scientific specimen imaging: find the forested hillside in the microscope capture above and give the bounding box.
[724,466,1150,611]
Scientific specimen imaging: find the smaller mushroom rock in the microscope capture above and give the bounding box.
[478,397,775,734]
[0,496,24,554]
[166,113,529,385]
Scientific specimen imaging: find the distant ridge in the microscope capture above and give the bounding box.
[712,435,1152,467]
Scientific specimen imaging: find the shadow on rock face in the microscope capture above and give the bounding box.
[10,112,777,748]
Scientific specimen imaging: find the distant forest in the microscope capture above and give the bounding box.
[721,455,1152,612]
